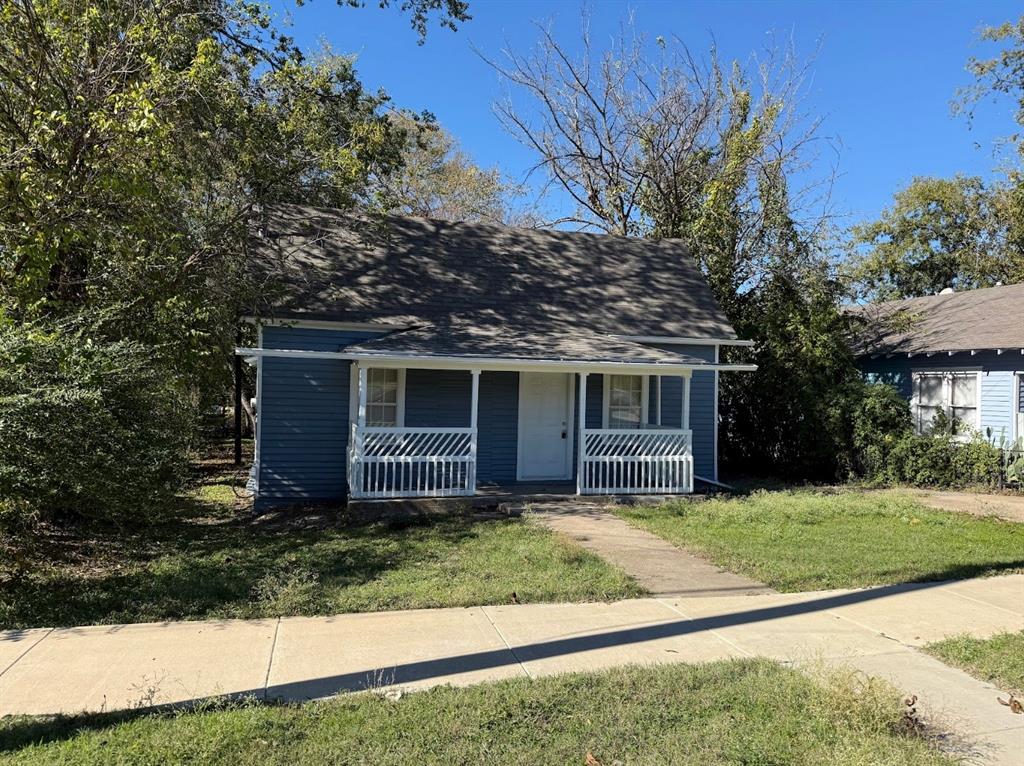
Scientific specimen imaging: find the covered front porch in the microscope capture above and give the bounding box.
[346,362,699,500]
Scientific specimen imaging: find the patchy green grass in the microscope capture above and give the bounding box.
[0,660,952,765]
[0,447,640,629]
[614,490,1024,591]
[925,631,1024,695]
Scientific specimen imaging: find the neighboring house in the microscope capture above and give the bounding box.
[851,282,1024,444]
[240,204,756,508]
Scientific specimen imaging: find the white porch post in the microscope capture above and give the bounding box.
[354,364,367,497]
[682,373,691,432]
[576,372,588,495]
[655,375,662,426]
[469,369,480,493]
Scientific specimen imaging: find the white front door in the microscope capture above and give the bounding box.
[517,372,574,480]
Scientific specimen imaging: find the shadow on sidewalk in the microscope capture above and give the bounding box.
[2,565,1022,752]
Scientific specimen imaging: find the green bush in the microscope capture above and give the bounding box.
[851,382,913,480]
[0,325,195,534]
[851,382,1006,489]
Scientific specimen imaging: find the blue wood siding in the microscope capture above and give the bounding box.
[858,351,1023,444]
[256,327,382,504]
[255,327,724,501]
[479,372,519,483]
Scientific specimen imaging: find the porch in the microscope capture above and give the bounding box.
[346,365,697,500]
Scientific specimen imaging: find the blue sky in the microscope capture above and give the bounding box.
[274,0,1020,227]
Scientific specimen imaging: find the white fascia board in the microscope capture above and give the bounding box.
[613,335,756,347]
[240,316,409,332]
[234,348,758,374]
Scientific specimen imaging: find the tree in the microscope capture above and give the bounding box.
[378,115,530,224]
[846,176,1024,300]
[0,0,469,528]
[488,18,857,479]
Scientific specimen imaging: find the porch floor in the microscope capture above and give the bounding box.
[346,482,701,520]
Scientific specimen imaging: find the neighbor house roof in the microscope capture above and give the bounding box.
[248,204,739,342]
[848,282,1024,356]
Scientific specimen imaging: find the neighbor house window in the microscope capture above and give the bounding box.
[605,375,645,429]
[366,368,404,427]
[913,371,979,437]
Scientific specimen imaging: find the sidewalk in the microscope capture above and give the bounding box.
[2,575,1022,763]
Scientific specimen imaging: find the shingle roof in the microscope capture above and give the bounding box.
[249,204,738,340]
[848,282,1024,355]
[345,322,712,366]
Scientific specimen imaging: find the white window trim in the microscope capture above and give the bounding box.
[1013,371,1023,443]
[601,374,650,429]
[911,369,982,440]
[349,365,406,428]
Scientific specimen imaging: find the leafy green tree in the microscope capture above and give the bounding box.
[490,18,859,479]
[379,114,532,224]
[846,176,1024,300]
[0,0,468,528]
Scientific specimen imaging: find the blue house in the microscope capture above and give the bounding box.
[853,283,1024,443]
[240,205,756,508]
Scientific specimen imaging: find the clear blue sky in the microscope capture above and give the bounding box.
[273,0,1020,227]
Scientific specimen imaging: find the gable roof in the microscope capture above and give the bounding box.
[248,204,738,341]
[848,282,1024,356]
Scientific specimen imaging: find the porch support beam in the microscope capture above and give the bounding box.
[655,375,662,426]
[469,369,480,493]
[682,374,691,431]
[576,373,588,495]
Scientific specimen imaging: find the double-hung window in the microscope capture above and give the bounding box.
[366,368,405,427]
[912,371,979,437]
[604,374,646,429]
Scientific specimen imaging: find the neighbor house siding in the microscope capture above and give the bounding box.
[256,326,383,504]
[858,350,1022,443]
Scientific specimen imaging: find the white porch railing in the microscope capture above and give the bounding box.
[348,425,477,499]
[579,427,693,495]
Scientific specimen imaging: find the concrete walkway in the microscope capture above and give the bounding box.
[532,503,773,597]
[1,576,1022,763]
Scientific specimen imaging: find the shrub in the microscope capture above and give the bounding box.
[851,382,1006,489]
[0,324,195,534]
[850,382,912,480]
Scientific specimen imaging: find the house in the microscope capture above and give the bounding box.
[238,204,756,508]
[851,282,1024,443]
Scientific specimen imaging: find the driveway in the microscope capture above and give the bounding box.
[910,489,1024,523]
[2,575,1022,764]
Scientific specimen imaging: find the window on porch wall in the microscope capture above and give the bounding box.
[366,368,401,426]
[607,374,644,429]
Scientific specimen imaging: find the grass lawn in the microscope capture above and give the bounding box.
[0,660,952,765]
[924,631,1024,695]
[0,446,640,629]
[614,490,1024,591]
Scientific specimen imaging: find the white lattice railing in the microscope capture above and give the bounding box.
[580,428,693,495]
[349,425,477,499]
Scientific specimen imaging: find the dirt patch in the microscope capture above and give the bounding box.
[912,490,1024,523]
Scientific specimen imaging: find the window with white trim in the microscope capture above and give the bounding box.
[913,371,979,437]
[605,374,645,429]
[366,368,404,426]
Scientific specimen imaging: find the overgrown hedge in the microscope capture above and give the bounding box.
[852,382,1022,489]
[0,325,194,535]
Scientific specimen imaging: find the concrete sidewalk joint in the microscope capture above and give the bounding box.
[0,627,53,679]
